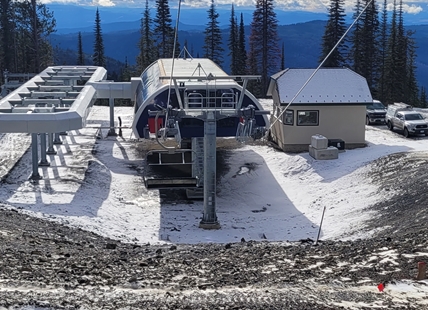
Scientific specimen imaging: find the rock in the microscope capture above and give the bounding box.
[105,243,117,250]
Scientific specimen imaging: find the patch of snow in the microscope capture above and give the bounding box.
[1,103,428,247]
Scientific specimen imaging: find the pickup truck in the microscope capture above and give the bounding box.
[366,99,387,125]
[386,103,428,138]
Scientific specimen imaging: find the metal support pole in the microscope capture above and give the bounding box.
[30,133,41,180]
[39,133,50,166]
[199,112,220,229]
[47,133,56,155]
[53,133,62,145]
[108,97,116,136]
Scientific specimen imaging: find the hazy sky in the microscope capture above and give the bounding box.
[39,0,425,14]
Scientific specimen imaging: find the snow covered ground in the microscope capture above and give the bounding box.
[1,100,428,307]
[0,100,427,246]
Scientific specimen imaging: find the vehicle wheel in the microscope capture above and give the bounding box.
[387,121,393,131]
[366,116,370,125]
[404,127,410,138]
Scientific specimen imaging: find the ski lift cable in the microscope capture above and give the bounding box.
[155,0,182,150]
[268,0,373,131]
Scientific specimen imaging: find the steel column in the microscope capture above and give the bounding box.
[199,112,220,229]
[53,133,62,145]
[47,133,56,155]
[108,97,116,136]
[39,133,50,166]
[30,133,41,180]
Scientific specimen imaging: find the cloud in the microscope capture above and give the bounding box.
[403,4,423,14]
[91,0,115,6]
[38,0,426,13]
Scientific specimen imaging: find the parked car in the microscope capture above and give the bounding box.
[365,100,387,125]
[386,102,428,137]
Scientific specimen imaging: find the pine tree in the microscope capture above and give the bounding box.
[420,87,427,108]
[248,0,281,96]
[319,0,347,67]
[0,0,15,76]
[350,0,380,95]
[203,0,224,66]
[404,30,419,106]
[228,4,238,74]
[77,32,84,65]
[13,0,56,73]
[137,0,156,72]
[93,8,105,67]
[281,42,285,70]
[377,0,389,102]
[395,0,407,102]
[247,38,262,96]
[154,0,174,58]
[121,56,132,82]
[236,13,247,75]
[383,0,398,104]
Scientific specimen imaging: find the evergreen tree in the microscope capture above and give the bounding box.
[0,0,15,76]
[13,0,56,73]
[350,0,363,72]
[281,42,285,71]
[154,0,174,58]
[420,86,427,108]
[319,0,347,67]
[248,0,280,96]
[404,30,419,106]
[203,0,224,66]
[377,0,389,101]
[93,8,105,67]
[77,32,84,65]
[350,0,380,96]
[137,0,156,72]
[382,0,398,104]
[382,0,418,104]
[395,0,407,102]
[247,38,262,96]
[121,56,132,82]
[236,13,247,75]
[228,4,238,74]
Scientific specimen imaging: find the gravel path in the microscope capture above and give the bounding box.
[1,128,428,309]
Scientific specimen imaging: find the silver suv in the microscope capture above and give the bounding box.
[386,103,428,138]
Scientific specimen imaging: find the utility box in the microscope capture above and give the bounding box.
[311,134,328,149]
[328,139,345,152]
[309,145,339,160]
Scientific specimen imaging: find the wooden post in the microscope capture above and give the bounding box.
[417,262,426,280]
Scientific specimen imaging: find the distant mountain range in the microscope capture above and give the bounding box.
[47,3,428,34]
[48,4,330,34]
[47,4,428,90]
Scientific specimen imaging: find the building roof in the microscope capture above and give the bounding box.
[140,58,234,102]
[267,68,373,105]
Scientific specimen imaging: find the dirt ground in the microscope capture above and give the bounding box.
[1,144,428,309]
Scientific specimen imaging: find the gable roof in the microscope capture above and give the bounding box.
[267,68,372,105]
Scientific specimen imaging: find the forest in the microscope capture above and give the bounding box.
[0,0,425,106]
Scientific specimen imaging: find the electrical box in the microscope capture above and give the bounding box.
[311,134,328,149]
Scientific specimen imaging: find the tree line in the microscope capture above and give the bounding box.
[0,0,55,76]
[320,0,425,107]
[0,0,424,106]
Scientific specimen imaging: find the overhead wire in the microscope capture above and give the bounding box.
[155,0,182,150]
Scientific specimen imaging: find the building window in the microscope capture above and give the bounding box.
[283,109,293,125]
[297,110,319,126]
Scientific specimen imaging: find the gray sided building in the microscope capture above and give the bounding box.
[267,68,372,152]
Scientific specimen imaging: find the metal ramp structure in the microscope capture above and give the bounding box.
[0,66,107,179]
